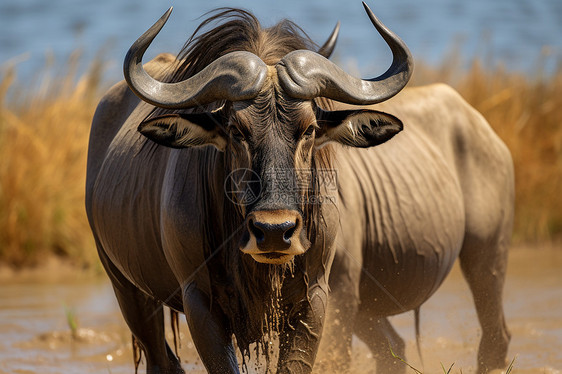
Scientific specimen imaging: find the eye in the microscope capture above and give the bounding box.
[303,125,315,137]
[230,126,245,141]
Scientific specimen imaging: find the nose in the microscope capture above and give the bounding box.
[249,219,297,248]
[245,210,301,252]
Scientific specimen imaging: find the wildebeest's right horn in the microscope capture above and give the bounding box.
[124,7,268,109]
[276,2,413,105]
[317,22,340,58]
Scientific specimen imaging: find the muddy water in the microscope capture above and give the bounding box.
[0,247,560,374]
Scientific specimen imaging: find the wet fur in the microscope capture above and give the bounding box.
[145,8,335,359]
[88,7,513,374]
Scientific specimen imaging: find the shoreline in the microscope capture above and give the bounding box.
[1,242,559,284]
[0,255,105,284]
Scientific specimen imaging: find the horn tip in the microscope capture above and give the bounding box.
[162,6,173,20]
[332,21,341,37]
[362,2,374,15]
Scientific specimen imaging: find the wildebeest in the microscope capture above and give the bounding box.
[86,3,513,373]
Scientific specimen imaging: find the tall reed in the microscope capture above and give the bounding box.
[0,52,103,266]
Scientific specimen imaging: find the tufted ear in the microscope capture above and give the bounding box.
[138,112,227,150]
[315,109,403,148]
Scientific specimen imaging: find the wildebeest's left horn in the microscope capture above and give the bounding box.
[317,22,340,58]
[124,7,268,109]
[276,2,413,104]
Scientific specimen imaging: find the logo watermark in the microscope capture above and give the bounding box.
[224,168,262,205]
[224,168,338,206]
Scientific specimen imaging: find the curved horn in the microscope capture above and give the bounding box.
[276,2,413,105]
[124,7,268,109]
[317,21,340,58]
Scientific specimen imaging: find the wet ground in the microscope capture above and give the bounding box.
[0,246,560,374]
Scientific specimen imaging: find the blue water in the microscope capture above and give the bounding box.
[1,0,561,83]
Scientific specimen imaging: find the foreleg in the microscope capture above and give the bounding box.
[277,283,329,374]
[182,283,239,374]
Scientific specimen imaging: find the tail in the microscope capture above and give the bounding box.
[170,309,182,360]
[414,307,424,369]
[132,335,142,374]
[132,310,182,374]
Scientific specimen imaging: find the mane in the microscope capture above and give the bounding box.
[170,8,319,81]
[151,8,336,366]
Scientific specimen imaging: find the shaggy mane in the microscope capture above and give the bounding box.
[170,8,319,81]
[149,8,336,366]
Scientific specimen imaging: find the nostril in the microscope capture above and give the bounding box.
[249,219,265,244]
[286,216,300,241]
[283,223,297,243]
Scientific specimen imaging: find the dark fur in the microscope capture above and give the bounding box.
[90,7,514,374]
[148,8,335,358]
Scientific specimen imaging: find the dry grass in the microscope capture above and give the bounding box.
[0,53,103,266]
[0,49,560,266]
[412,51,562,243]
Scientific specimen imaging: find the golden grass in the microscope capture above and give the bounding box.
[0,50,560,266]
[412,53,562,243]
[0,53,103,266]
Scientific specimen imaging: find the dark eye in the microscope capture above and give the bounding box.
[230,126,245,141]
[303,125,315,137]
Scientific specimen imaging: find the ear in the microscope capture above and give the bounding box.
[316,109,403,148]
[138,111,227,150]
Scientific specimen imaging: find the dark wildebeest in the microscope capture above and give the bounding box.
[86,3,513,374]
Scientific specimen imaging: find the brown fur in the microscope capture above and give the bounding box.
[145,8,336,357]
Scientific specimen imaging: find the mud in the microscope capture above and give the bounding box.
[0,246,560,373]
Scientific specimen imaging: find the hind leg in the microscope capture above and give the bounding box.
[354,309,406,374]
[459,235,511,374]
[99,246,184,374]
